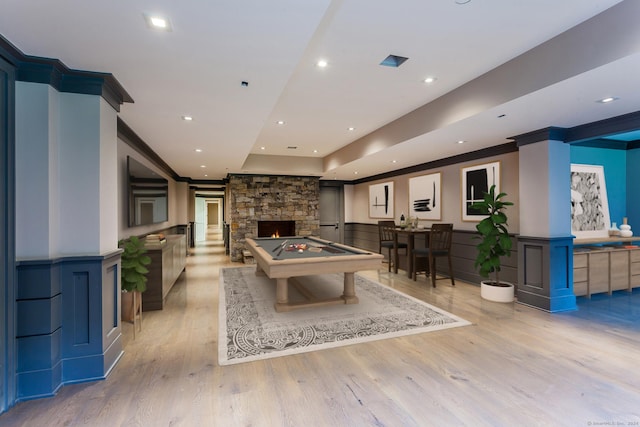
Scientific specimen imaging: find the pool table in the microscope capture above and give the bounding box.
[245,236,384,312]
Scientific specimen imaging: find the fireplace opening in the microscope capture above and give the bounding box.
[258,220,296,238]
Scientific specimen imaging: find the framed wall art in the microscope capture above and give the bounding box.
[570,163,610,239]
[461,161,500,221]
[409,172,441,221]
[369,181,394,219]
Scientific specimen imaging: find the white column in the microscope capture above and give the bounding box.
[519,139,571,237]
[15,83,118,258]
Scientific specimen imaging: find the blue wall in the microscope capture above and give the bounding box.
[570,146,628,228]
[627,148,640,229]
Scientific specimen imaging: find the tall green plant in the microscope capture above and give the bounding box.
[119,236,151,293]
[470,185,513,286]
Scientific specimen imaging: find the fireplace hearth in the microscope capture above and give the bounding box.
[258,220,296,238]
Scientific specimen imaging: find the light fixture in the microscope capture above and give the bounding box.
[597,97,619,104]
[423,77,437,84]
[392,160,397,163]
[348,127,355,131]
[277,120,285,125]
[457,140,465,144]
[313,149,318,153]
[200,165,206,168]
[260,146,266,150]
[194,148,202,153]
[354,171,358,175]
[316,59,328,68]
[144,13,172,31]
[182,115,193,121]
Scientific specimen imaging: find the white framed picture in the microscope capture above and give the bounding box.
[369,181,394,219]
[461,161,500,222]
[571,163,610,239]
[409,172,441,221]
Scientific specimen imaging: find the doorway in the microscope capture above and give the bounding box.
[319,184,344,242]
[194,192,225,244]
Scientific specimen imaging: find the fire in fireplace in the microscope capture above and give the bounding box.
[258,220,296,238]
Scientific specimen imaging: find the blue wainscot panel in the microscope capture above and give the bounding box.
[15,251,123,401]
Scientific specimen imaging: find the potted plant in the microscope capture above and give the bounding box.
[119,236,151,322]
[470,184,515,302]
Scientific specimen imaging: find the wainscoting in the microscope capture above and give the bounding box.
[15,252,123,401]
[344,222,518,287]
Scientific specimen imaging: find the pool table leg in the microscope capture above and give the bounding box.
[275,278,289,306]
[254,264,265,276]
[342,273,359,304]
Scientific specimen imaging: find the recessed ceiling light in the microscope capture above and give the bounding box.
[423,77,437,84]
[354,171,358,175]
[348,127,355,131]
[313,149,318,153]
[392,160,397,163]
[597,97,619,103]
[204,174,208,177]
[260,146,265,150]
[200,165,206,168]
[457,140,465,144]
[316,59,328,68]
[277,120,285,125]
[182,115,193,121]
[194,148,202,152]
[144,14,172,31]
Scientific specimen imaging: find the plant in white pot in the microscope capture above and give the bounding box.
[119,236,151,322]
[470,185,515,302]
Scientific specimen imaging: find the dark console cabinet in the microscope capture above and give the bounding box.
[143,234,186,311]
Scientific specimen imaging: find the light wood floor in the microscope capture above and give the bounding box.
[2,228,640,426]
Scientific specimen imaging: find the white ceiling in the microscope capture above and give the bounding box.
[2,0,639,181]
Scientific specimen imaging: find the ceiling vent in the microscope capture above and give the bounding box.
[380,54,409,68]
[287,146,297,150]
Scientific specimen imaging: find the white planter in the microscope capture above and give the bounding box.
[480,280,514,303]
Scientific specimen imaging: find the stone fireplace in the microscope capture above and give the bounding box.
[228,175,320,261]
[258,220,296,238]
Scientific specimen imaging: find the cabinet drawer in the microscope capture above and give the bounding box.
[631,275,640,288]
[574,281,588,296]
[631,250,640,263]
[631,262,640,276]
[574,267,588,283]
[574,253,588,268]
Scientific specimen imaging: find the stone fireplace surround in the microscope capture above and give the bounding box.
[228,175,320,261]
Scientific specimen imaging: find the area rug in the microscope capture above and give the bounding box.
[218,267,471,365]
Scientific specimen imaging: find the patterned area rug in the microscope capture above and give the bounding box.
[218,267,471,365]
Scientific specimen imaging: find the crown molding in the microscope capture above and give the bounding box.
[0,33,133,111]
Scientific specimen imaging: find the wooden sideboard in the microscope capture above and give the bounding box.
[143,234,187,310]
[573,238,640,297]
